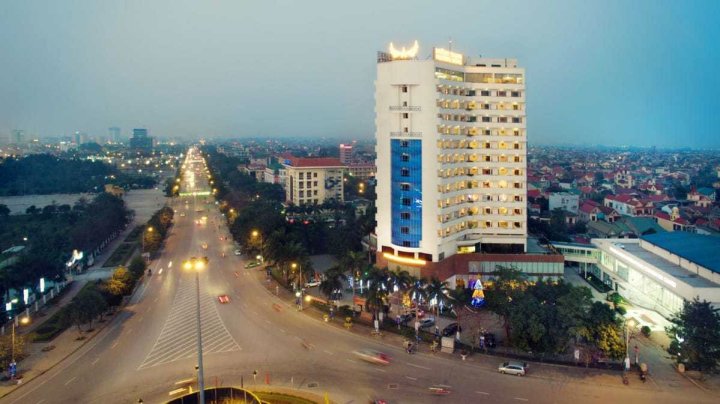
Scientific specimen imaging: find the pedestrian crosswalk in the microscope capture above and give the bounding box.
[138,280,240,369]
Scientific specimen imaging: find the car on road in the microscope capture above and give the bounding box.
[442,322,461,337]
[234,249,242,256]
[201,243,208,249]
[418,317,435,328]
[498,361,527,376]
[218,295,230,304]
[180,212,186,217]
[244,261,260,269]
[304,280,321,288]
[353,349,390,365]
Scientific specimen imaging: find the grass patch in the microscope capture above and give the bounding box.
[253,391,318,404]
[103,242,137,267]
[30,282,96,342]
[123,225,144,243]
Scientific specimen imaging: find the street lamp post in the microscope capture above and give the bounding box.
[251,230,263,262]
[292,262,302,310]
[142,226,154,253]
[183,257,207,404]
[11,317,30,378]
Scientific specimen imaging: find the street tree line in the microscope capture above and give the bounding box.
[141,206,174,256]
[0,193,132,313]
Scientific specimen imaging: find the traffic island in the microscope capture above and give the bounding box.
[165,386,332,404]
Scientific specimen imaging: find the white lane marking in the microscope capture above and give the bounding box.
[35,400,46,404]
[111,341,119,349]
[514,398,528,402]
[280,328,287,334]
[323,350,333,355]
[91,357,100,366]
[405,376,417,381]
[64,376,77,386]
[138,315,144,323]
[406,362,431,370]
[168,261,172,268]
[159,268,163,274]
[376,368,387,373]
[476,391,490,395]
[264,319,271,324]
[345,358,357,363]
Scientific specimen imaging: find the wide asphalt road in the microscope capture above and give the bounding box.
[3,150,717,404]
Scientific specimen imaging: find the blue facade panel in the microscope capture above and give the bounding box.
[390,139,422,247]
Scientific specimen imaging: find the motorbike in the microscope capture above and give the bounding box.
[147,269,152,276]
[640,363,648,383]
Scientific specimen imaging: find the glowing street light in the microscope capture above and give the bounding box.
[182,256,209,404]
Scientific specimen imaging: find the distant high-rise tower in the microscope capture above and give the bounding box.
[130,128,153,153]
[11,129,25,145]
[108,127,121,143]
[339,143,353,164]
[374,42,528,268]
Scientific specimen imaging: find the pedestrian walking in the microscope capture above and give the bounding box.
[434,325,440,339]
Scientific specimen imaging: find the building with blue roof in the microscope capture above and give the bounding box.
[589,234,720,319]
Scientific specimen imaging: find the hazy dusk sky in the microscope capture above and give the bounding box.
[1,1,718,147]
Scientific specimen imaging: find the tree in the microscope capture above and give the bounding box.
[319,266,344,301]
[0,333,26,370]
[484,266,527,339]
[425,277,450,316]
[128,256,147,279]
[73,286,108,329]
[508,293,546,352]
[667,298,720,372]
[594,323,625,360]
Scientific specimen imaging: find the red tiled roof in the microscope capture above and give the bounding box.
[284,157,345,168]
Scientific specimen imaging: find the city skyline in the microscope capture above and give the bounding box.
[1,1,719,147]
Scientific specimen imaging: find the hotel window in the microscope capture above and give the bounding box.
[512,117,522,123]
[484,129,491,135]
[401,153,410,162]
[401,140,409,147]
[514,156,522,162]
[314,172,318,178]
[483,155,491,162]
[314,190,318,196]
[514,222,522,228]
[514,143,521,149]
[401,183,410,191]
[481,90,490,96]
[497,91,507,97]
[402,241,412,247]
[513,103,520,110]
[401,168,410,177]
[514,208,522,215]
[313,181,318,186]
[401,227,410,234]
[482,169,492,175]
[401,212,411,220]
[514,182,522,189]
[299,191,304,197]
[306,181,311,187]
[402,113,409,119]
[498,117,508,123]
[514,195,522,201]
[514,129,520,136]
[403,101,408,106]
[511,91,521,97]
[299,182,304,189]
[402,197,411,206]
[402,85,408,93]
[299,173,304,180]
[482,116,492,123]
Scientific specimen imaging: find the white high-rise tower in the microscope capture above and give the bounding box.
[375,42,527,271]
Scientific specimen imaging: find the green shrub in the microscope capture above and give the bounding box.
[641,325,652,337]
[615,305,627,316]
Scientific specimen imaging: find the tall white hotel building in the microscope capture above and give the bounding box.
[375,42,533,278]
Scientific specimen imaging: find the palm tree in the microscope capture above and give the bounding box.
[406,275,428,308]
[320,266,344,301]
[425,277,450,317]
[364,267,395,320]
[342,251,366,301]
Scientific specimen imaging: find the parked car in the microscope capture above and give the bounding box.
[234,249,242,256]
[418,317,435,328]
[442,322,461,337]
[244,261,260,269]
[304,280,321,288]
[217,295,230,304]
[399,313,415,325]
[498,361,527,376]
